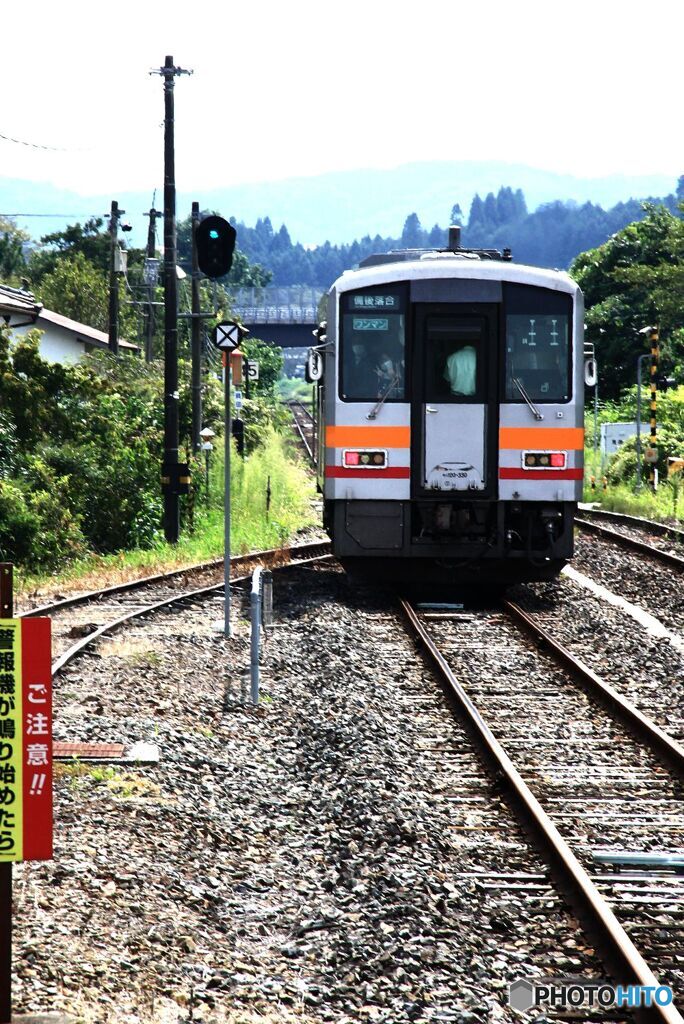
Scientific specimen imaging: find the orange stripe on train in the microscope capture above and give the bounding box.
[325,426,583,449]
[499,427,584,450]
[326,426,411,448]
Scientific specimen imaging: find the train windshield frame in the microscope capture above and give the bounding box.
[503,284,573,404]
[339,285,408,402]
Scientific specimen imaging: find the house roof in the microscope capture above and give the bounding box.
[0,284,41,320]
[37,308,139,352]
[0,283,139,352]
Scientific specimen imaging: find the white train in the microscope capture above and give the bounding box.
[310,229,589,583]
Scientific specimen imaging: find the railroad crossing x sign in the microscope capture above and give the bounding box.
[213,321,241,351]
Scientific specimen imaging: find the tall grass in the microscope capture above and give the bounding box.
[582,441,684,523]
[583,476,683,523]
[213,427,318,553]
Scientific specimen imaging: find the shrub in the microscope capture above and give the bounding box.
[0,478,85,569]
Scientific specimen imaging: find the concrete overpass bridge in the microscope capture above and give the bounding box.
[230,286,325,348]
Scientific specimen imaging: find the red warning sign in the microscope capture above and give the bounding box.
[0,618,52,862]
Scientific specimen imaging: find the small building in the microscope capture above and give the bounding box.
[0,284,139,363]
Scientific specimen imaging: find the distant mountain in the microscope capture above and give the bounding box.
[0,161,677,248]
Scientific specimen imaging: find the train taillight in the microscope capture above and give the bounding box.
[343,449,387,468]
[522,451,567,470]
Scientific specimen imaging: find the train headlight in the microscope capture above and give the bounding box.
[521,451,567,470]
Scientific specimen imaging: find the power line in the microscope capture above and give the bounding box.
[0,130,88,152]
[0,213,94,218]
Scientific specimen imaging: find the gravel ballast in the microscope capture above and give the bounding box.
[12,564,605,1023]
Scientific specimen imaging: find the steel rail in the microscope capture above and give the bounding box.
[400,597,683,1024]
[287,401,315,465]
[289,398,314,424]
[21,541,330,620]
[578,505,684,543]
[50,543,332,676]
[575,517,684,571]
[503,599,684,777]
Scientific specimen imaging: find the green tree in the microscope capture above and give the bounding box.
[240,336,283,396]
[38,252,109,331]
[483,191,498,227]
[227,249,272,287]
[0,326,225,566]
[401,212,423,248]
[29,217,111,281]
[0,217,28,281]
[571,205,684,399]
[468,194,485,230]
[428,223,445,246]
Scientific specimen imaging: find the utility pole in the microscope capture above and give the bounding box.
[152,55,192,544]
[144,206,161,362]
[191,201,202,453]
[107,200,122,356]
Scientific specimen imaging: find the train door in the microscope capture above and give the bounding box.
[411,305,498,496]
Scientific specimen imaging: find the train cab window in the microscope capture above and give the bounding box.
[340,289,406,402]
[504,285,572,403]
[424,316,485,401]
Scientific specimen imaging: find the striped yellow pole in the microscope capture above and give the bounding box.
[649,327,660,489]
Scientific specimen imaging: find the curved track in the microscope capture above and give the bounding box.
[23,541,331,675]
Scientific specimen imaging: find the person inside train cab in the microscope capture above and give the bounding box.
[350,342,380,395]
[444,344,477,396]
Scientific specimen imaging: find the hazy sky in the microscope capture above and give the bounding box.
[1,0,682,196]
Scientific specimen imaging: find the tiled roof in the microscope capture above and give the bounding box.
[37,308,139,351]
[0,284,41,318]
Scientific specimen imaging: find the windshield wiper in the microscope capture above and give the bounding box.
[512,377,544,421]
[367,373,401,420]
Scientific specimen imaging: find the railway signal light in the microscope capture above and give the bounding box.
[232,418,245,457]
[196,216,236,279]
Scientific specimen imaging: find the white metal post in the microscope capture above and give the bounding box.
[250,567,262,704]
[224,360,231,637]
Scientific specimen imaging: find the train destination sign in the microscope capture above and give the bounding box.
[352,318,389,332]
[352,294,399,309]
[0,618,53,863]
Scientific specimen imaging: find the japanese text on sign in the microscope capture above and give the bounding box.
[352,295,398,308]
[352,318,389,332]
[0,619,52,863]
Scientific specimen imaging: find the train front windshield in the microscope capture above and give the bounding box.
[339,281,572,404]
[340,289,406,402]
[504,284,572,403]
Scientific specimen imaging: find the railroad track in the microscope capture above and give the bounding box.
[400,595,684,1020]
[576,508,684,571]
[20,541,331,675]
[286,399,316,465]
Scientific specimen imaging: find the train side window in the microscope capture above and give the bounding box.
[424,317,485,401]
